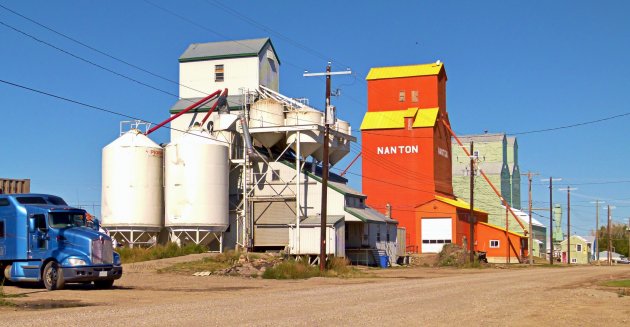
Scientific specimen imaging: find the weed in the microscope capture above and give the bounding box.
[262,257,361,279]
[0,279,24,307]
[158,250,242,274]
[117,243,208,264]
[262,260,320,279]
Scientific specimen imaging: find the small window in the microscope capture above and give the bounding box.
[398,90,405,102]
[571,258,577,263]
[271,170,281,181]
[576,244,582,252]
[376,232,381,242]
[490,240,500,248]
[34,214,47,231]
[215,64,224,82]
[411,90,419,102]
[47,196,67,206]
[16,197,47,205]
[0,198,9,206]
[0,220,4,238]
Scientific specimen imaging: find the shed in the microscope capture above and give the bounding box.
[288,215,345,258]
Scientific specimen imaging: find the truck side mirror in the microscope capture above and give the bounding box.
[28,217,36,233]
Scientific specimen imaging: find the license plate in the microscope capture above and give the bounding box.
[98,271,108,277]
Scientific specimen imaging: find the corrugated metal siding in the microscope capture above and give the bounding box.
[254,226,289,247]
[335,223,345,257]
[254,201,296,225]
[0,178,30,194]
[397,227,407,255]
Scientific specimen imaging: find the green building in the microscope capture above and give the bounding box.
[560,235,594,264]
[507,137,521,210]
[452,133,522,230]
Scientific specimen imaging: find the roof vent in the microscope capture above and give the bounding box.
[436,60,441,65]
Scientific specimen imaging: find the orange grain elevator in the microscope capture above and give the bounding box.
[361,62,461,252]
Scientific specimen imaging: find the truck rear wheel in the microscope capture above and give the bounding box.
[43,261,65,291]
[93,280,114,289]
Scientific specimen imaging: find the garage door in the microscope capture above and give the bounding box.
[421,218,452,253]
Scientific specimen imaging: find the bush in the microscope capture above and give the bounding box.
[118,243,208,264]
[262,259,320,279]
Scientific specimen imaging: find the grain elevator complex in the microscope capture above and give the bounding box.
[100,37,535,265]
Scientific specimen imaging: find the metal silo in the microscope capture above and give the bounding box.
[329,119,351,166]
[101,127,163,246]
[285,109,323,158]
[249,98,285,148]
[164,125,229,245]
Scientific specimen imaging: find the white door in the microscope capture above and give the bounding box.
[421,218,452,253]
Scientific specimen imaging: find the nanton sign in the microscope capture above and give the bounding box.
[376,145,419,155]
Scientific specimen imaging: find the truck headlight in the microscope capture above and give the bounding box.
[67,258,87,266]
[113,253,121,266]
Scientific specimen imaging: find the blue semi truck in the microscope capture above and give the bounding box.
[0,194,122,290]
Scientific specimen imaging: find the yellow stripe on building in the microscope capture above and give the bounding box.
[360,107,440,130]
[366,62,444,80]
[360,108,418,130]
[412,108,440,128]
[435,195,488,214]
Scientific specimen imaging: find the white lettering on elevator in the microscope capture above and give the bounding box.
[376,145,419,155]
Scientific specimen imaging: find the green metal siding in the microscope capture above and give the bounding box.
[452,134,523,232]
[560,236,592,264]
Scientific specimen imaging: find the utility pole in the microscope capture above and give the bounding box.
[523,171,539,265]
[542,177,561,264]
[304,63,351,272]
[590,200,604,262]
[607,205,612,265]
[469,141,475,263]
[560,187,577,264]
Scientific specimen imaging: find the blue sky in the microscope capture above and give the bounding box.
[1,1,629,236]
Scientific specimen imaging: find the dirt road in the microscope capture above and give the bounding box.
[1,257,629,326]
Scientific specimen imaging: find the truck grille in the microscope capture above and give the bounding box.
[92,239,113,264]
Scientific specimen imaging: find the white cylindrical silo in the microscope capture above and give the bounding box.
[101,130,163,228]
[330,120,351,165]
[285,109,323,158]
[164,126,229,231]
[249,98,285,148]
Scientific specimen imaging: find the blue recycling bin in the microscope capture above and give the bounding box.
[378,255,389,268]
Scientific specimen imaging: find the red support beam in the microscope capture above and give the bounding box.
[441,119,527,233]
[145,89,222,136]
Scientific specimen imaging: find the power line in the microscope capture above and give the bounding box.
[0,3,208,97]
[0,78,230,145]
[0,19,180,99]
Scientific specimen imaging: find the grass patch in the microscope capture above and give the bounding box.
[118,243,208,264]
[262,257,361,279]
[601,279,630,288]
[0,280,25,307]
[158,250,242,274]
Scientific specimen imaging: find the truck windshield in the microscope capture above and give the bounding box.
[49,212,86,229]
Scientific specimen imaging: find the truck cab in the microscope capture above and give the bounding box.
[0,194,122,290]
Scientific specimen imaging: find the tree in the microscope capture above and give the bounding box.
[597,223,629,257]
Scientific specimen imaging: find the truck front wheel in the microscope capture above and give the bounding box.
[43,261,65,291]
